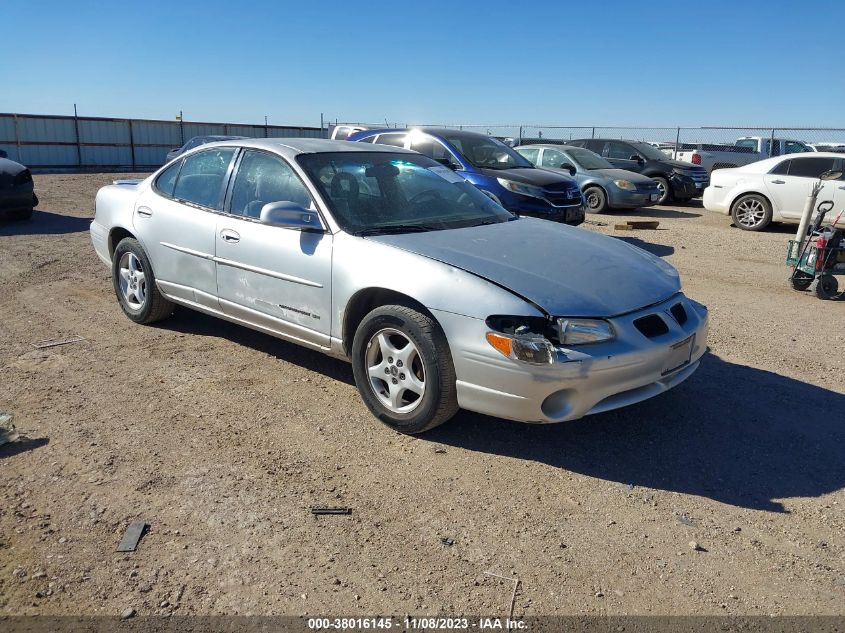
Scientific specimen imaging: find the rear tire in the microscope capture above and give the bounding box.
[351,305,458,434]
[731,194,772,231]
[583,186,608,213]
[653,177,671,205]
[112,237,174,324]
[788,272,814,291]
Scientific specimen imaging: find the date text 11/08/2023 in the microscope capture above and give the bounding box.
[307,617,527,630]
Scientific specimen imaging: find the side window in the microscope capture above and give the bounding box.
[172,148,236,209]
[374,134,407,148]
[357,136,376,143]
[517,148,539,164]
[332,127,352,141]
[769,159,791,175]
[604,141,635,160]
[787,157,836,178]
[541,149,566,168]
[735,139,757,150]
[229,150,313,219]
[584,140,603,152]
[784,141,809,154]
[154,160,182,197]
[408,136,461,168]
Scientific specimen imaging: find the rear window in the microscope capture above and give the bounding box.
[172,148,236,209]
[374,134,407,148]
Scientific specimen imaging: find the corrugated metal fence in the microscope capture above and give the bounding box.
[0,113,325,171]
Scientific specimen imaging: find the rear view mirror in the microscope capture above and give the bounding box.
[260,201,325,232]
[560,162,576,176]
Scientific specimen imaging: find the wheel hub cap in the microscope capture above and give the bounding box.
[365,328,425,414]
[118,252,147,310]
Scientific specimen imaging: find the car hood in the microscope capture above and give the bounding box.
[548,167,656,184]
[477,166,576,187]
[366,218,680,317]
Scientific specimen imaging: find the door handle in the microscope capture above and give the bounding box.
[136,206,153,217]
[770,179,786,184]
[220,229,240,244]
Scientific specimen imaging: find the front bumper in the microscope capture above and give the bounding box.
[671,173,709,199]
[0,188,37,215]
[607,187,660,209]
[434,294,708,423]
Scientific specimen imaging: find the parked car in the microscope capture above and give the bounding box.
[329,124,371,140]
[348,128,585,225]
[567,138,708,204]
[516,144,661,213]
[0,156,38,221]
[808,142,845,153]
[672,137,812,173]
[703,152,845,231]
[165,135,246,164]
[90,138,708,433]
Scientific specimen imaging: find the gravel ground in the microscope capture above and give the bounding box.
[0,173,843,618]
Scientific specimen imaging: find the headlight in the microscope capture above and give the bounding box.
[555,318,615,345]
[486,331,555,365]
[496,178,545,199]
[613,179,636,191]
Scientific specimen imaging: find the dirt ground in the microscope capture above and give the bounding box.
[0,173,843,618]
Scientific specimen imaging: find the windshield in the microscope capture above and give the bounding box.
[630,141,670,161]
[566,147,614,170]
[437,132,534,170]
[296,152,513,234]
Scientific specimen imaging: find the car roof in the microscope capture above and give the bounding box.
[352,127,497,141]
[516,144,580,151]
[204,137,415,157]
[736,151,845,171]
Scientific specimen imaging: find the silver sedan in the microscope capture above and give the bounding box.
[90,139,708,433]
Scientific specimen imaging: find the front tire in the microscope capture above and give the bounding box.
[653,177,671,205]
[112,237,173,324]
[731,194,772,231]
[351,305,458,434]
[583,186,608,213]
[813,274,839,300]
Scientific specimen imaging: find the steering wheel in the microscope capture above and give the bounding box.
[409,189,444,206]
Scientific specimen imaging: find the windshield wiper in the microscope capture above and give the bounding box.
[356,224,440,236]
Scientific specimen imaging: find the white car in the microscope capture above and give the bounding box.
[703,152,845,231]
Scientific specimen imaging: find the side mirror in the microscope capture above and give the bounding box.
[629,154,644,163]
[559,162,576,176]
[435,157,457,170]
[260,201,325,232]
[819,170,843,181]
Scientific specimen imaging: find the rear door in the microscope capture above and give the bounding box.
[601,141,643,172]
[214,149,333,349]
[765,156,837,219]
[133,147,236,308]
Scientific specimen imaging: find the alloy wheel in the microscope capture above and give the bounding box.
[118,252,147,310]
[734,198,766,228]
[365,328,426,413]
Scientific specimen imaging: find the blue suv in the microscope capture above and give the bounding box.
[347,127,585,225]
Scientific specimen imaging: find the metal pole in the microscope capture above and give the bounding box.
[128,119,136,171]
[591,127,595,139]
[73,103,82,169]
[675,127,681,160]
[769,128,776,157]
[264,115,268,138]
[320,112,324,138]
[519,125,523,144]
[179,110,184,145]
[12,113,21,163]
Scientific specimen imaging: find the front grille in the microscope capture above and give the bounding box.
[543,187,582,207]
[636,182,659,192]
[633,314,669,338]
[687,170,709,185]
[669,302,687,325]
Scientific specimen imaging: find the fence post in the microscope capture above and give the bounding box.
[73,104,82,169]
[128,119,136,171]
[518,125,523,144]
[675,127,681,160]
[179,111,184,145]
[591,127,595,139]
[12,113,22,163]
[769,128,776,157]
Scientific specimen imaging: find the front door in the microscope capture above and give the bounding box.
[133,147,236,308]
[214,149,333,349]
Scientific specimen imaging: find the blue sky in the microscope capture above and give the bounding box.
[2,0,843,127]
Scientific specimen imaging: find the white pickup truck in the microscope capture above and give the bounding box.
[668,137,812,173]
